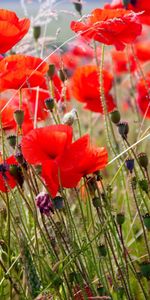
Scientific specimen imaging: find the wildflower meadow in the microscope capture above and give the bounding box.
[0,0,150,299]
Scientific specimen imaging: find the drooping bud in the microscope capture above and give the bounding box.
[14,110,24,127]
[45,98,54,111]
[110,110,121,124]
[33,26,41,41]
[48,64,55,79]
[117,121,129,139]
[7,135,16,149]
[125,158,134,173]
[138,153,148,170]
[35,192,54,216]
[9,164,24,188]
[116,213,125,225]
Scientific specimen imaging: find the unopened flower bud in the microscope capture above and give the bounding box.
[125,158,134,173]
[14,110,24,127]
[36,192,54,215]
[117,121,129,139]
[116,213,125,225]
[45,98,54,111]
[143,213,150,230]
[48,64,55,78]
[33,26,41,41]
[110,110,121,124]
[7,135,16,149]
[62,109,77,126]
[138,153,148,169]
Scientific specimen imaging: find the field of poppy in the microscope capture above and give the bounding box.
[0,0,150,299]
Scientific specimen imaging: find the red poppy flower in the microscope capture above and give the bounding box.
[71,8,142,50]
[136,73,150,118]
[21,124,73,165]
[0,55,48,92]
[111,49,136,74]
[0,9,30,53]
[71,65,115,113]
[0,155,18,192]
[59,134,108,186]
[41,135,108,197]
[135,41,150,62]
[22,125,108,197]
[105,0,150,25]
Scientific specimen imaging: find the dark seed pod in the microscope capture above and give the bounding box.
[53,196,64,210]
[7,135,16,149]
[125,158,134,173]
[140,261,150,279]
[116,213,125,225]
[92,197,100,208]
[73,1,82,16]
[117,121,129,139]
[58,69,67,82]
[45,98,54,111]
[33,26,41,41]
[14,110,24,127]
[98,244,107,257]
[48,64,55,79]
[138,179,149,194]
[143,213,150,230]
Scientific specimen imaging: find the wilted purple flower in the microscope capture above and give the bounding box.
[35,192,54,216]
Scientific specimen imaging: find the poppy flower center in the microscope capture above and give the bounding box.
[130,0,137,6]
[0,163,9,179]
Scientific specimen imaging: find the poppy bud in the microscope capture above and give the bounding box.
[14,110,24,127]
[110,110,121,124]
[35,192,54,215]
[125,158,134,173]
[9,165,24,188]
[140,261,150,279]
[45,98,54,111]
[116,213,125,225]
[73,0,82,16]
[138,153,148,169]
[48,64,55,78]
[139,179,149,194]
[117,121,129,139]
[33,26,41,41]
[98,244,107,257]
[53,196,64,210]
[143,213,150,230]
[92,197,100,208]
[7,135,16,149]
[62,109,76,126]
[58,69,67,82]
